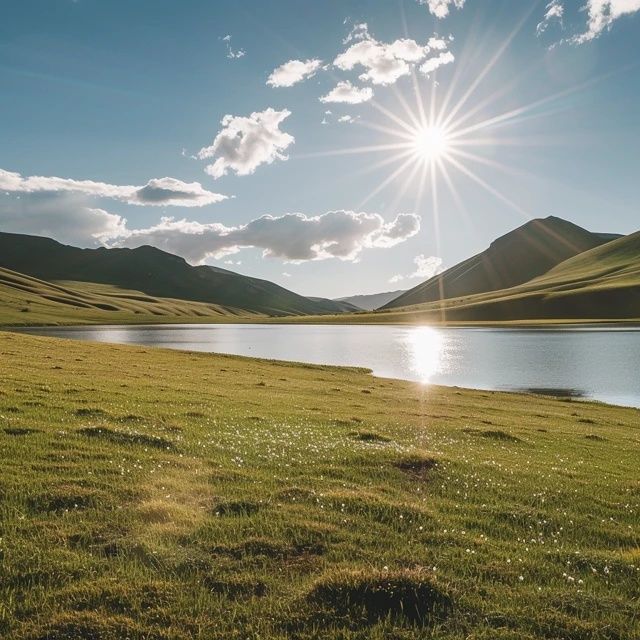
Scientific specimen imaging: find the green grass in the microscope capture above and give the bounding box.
[0,267,257,326]
[1,331,638,638]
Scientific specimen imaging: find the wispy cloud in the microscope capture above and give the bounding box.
[197,108,295,178]
[389,254,443,283]
[536,0,564,36]
[418,0,465,19]
[319,80,373,104]
[222,34,245,59]
[267,58,323,87]
[570,0,640,43]
[0,169,227,207]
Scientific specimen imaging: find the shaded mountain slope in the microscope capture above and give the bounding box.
[0,267,252,325]
[336,290,406,311]
[374,230,640,321]
[0,232,342,316]
[383,216,617,310]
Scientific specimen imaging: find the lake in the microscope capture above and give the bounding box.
[14,323,640,408]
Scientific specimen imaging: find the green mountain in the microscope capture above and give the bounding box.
[375,229,640,322]
[0,232,348,317]
[383,216,617,310]
[0,266,253,325]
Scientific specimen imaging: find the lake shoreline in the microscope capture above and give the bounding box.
[7,324,640,409]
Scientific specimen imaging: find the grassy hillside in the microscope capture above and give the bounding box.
[384,217,615,310]
[370,230,640,322]
[0,232,346,317]
[0,332,638,639]
[0,267,257,326]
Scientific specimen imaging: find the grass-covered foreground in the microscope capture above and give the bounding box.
[0,332,638,639]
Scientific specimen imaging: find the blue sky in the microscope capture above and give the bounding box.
[1,0,639,298]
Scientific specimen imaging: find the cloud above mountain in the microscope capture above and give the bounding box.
[0,192,127,246]
[0,189,420,264]
[198,108,295,178]
[0,169,227,207]
[118,210,421,263]
[390,254,443,283]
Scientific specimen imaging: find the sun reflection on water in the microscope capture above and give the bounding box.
[406,326,445,384]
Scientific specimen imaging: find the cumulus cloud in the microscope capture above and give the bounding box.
[222,34,245,59]
[117,210,421,263]
[570,0,640,43]
[419,0,466,19]
[334,24,454,85]
[0,169,226,207]
[419,50,455,74]
[536,0,565,36]
[197,108,295,178]
[338,115,359,123]
[389,254,443,283]
[0,192,127,246]
[319,80,373,104]
[1,193,420,264]
[267,58,323,87]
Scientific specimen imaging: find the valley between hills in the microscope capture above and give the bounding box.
[1,216,639,327]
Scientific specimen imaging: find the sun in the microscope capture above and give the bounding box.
[412,125,450,162]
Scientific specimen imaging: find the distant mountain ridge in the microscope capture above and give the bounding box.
[0,232,350,317]
[383,216,617,310]
[336,290,406,311]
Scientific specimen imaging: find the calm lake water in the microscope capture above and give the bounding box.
[14,324,640,408]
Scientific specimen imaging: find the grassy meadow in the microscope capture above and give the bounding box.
[0,331,638,639]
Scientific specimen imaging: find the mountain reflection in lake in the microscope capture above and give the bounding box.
[12,324,640,408]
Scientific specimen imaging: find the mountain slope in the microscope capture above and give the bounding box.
[0,232,342,316]
[0,267,252,325]
[373,230,640,321]
[383,216,616,310]
[336,290,406,311]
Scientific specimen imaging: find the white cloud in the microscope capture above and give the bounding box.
[1,188,421,263]
[197,108,295,179]
[222,34,245,59]
[338,115,359,123]
[117,210,420,263]
[267,58,323,87]
[419,0,465,19]
[0,192,127,247]
[343,22,370,44]
[570,0,640,43]
[334,24,454,86]
[319,80,373,104]
[0,169,226,207]
[536,0,565,36]
[389,254,443,283]
[419,50,455,74]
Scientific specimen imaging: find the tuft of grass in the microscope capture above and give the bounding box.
[306,568,453,626]
[349,430,392,443]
